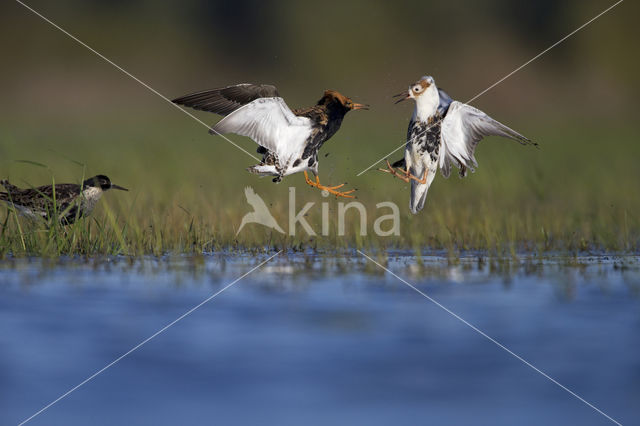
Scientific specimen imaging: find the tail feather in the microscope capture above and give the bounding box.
[1,179,15,202]
[247,164,278,176]
[409,167,436,214]
[1,179,20,192]
[410,180,429,214]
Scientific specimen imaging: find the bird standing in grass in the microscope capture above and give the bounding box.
[0,175,128,224]
[381,76,536,213]
[173,84,368,198]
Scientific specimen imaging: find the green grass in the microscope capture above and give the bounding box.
[0,115,638,258]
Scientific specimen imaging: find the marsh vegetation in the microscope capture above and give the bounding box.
[1,1,637,258]
[1,119,637,257]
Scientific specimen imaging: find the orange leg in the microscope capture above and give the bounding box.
[304,171,356,198]
[412,169,428,184]
[378,160,427,184]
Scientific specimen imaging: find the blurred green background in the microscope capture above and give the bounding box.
[0,0,638,252]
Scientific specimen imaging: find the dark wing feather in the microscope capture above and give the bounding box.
[1,179,20,192]
[0,182,80,211]
[172,83,280,116]
[391,158,406,168]
[437,88,454,116]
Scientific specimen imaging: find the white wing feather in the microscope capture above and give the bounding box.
[440,101,532,178]
[211,97,313,164]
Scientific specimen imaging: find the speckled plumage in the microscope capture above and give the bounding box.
[252,100,349,180]
[387,75,535,214]
[173,84,367,183]
[0,175,127,224]
[407,113,442,163]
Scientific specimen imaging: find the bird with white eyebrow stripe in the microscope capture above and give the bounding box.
[380,76,537,213]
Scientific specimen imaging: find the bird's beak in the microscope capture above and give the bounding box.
[393,92,410,104]
[352,103,369,111]
[111,184,128,191]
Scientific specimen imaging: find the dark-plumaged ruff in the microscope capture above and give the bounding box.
[173,83,365,184]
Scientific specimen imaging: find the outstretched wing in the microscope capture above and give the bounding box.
[212,98,312,163]
[172,84,280,116]
[440,101,535,178]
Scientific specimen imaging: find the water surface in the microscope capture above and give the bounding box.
[1,253,638,425]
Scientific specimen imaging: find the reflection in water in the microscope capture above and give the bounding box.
[0,253,638,425]
[5,252,638,289]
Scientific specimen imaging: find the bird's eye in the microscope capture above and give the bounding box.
[413,87,420,92]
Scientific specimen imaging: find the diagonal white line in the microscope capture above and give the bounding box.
[14,0,260,162]
[356,0,624,176]
[357,250,622,426]
[466,0,624,104]
[18,251,282,426]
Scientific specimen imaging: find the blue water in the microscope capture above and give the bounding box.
[0,254,638,425]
